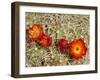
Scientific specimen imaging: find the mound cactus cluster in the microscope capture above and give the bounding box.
[26,13,89,67]
[28,23,87,60]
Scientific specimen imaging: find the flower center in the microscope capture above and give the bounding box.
[74,45,82,54]
[33,26,40,34]
[76,47,79,51]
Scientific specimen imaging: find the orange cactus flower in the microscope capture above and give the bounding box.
[28,23,44,41]
[39,34,52,47]
[69,38,87,60]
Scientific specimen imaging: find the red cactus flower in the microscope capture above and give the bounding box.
[58,39,67,54]
[69,38,87,60]
[59,39,67,48]
[28,23,44,41]
[60,47,67,53]
[38,34,52,47]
